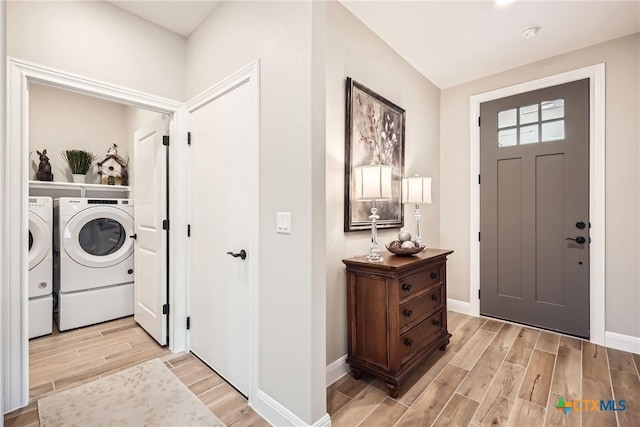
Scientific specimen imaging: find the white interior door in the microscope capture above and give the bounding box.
[133,116,169,345]
[188,75,257,397]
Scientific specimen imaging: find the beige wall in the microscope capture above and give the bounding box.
[29,84,164,192]
[185,2,326,423]
[7,1,185,101]
[29,84,130,184]
[440,33,640,338]
[326,2,441,365]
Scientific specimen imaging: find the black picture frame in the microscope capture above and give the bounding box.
[344,77,405,232]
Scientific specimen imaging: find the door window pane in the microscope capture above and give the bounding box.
[542,120,565,141]
[78,218,126,256]
[519,104,539,124]
[541,99,565,121]
[498,109,517,128]
[520,125,539,144]
[498,128,517,147]
[496,99,567,147]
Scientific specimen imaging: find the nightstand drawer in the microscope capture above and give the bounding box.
[398,265,442,299]
[399,310,446,366]
[398,285,444,330]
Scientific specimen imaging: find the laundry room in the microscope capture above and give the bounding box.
[27,81,165,340]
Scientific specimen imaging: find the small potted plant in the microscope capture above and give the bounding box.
[61,149,97,183]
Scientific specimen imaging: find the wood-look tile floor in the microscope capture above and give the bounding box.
[5,313,639,426]
[328,311,640,427]
[3,317,270,427]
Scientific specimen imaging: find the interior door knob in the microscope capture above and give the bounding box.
[566,236,586,244]
[226,249,247,260]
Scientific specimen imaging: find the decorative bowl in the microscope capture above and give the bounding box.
[385,240,426,256]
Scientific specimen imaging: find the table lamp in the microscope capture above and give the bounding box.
[402,176,432,246]
[355,164,393,262]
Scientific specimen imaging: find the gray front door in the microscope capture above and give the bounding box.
[480,79,590,338]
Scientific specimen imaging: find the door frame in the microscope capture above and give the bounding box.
[184,60,261,406]
[468,63,606,345]
[2,58,188,412]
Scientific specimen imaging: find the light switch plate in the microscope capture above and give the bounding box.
[276,212,291,234]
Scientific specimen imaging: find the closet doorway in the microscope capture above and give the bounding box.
[4,59,186,412]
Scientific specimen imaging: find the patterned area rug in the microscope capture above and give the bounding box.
[38,358,225,426]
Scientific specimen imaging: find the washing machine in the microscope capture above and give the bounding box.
[29,197,53,339]
[54,198,135,331]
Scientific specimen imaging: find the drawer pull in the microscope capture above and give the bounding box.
[431,294,440,302]
[403,309,413,318]
[404,338,414,347]
[431,272,439,280]
[432,319,442,327]
[402,283,413,292]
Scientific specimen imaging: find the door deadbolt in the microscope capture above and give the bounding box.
[576,221,586,230]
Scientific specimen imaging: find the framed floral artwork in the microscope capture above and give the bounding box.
[344,77,405,232]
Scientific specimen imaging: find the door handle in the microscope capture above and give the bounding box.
[129,234,137,240]
[226,250,247,260]
[566,236,586,244]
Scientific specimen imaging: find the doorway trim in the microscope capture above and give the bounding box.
[3,58,187,412]
[468,63,606,345]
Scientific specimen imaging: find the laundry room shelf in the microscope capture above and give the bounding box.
[29,180,131,199]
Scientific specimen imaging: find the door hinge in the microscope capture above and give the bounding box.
[478,174,481,184]
[478,289,481,299]
[186,316,191,330]
[478,116,481,127]
[187,132,191,146]
[162,304,169,315]
[478,232,481,242]
[162,219,169,230]
[162,135,170,146]
[187,224,191,237]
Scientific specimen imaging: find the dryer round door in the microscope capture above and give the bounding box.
[29,212,50,271]
[62,206,134,268]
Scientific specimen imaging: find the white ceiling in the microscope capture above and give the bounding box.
[106,1,221,37]
[342,1,640,88]
[106,0,640,88]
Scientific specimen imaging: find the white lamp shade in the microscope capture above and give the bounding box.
[354,164,393,201]
[402,176,432,204]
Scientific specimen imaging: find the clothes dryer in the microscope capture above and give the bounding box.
[54,198,135,331]
[29,197,53,338]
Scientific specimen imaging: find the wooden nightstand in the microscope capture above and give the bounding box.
[342,249,453,398]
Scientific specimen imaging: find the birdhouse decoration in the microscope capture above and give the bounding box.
[97,144,129,186]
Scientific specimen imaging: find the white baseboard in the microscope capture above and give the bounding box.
[447,298,473,315]
[312,414,332,427]
[326,354,349,386]
[252,389,330,427]
[605,331,640,355]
